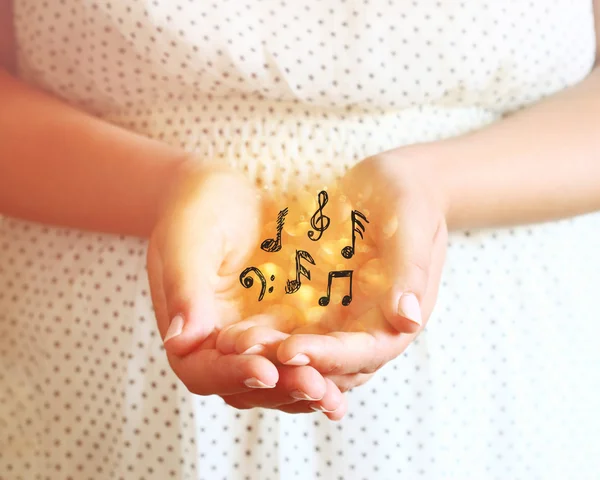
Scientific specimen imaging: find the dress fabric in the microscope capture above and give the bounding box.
[2,1,600,479]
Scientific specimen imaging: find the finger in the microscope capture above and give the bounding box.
[223,365,327,408]
[326,373,374,393]
[276,394,348,421]
[169,349,278,396]
[277,331,379,374]
[265,378,347,419]
[216,315,278,354]
[235,326,290,363]
[377,200,440,334]
[308,378,346,419]
[216,310,296,354]
[323,393,348,421]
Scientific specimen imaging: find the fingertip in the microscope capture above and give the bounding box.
[281,365,326,401]
[383,291,423,334]
[309,378,344,416]
[215,323,244,354]
[235,326,289,355]
[247,355,280,388]
[324,397,348,421]
[163,314,185,343]
[276,336,310,365]
[163,313,214,357]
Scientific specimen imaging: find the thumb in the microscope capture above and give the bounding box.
[150,166,263,357]
[378,208,434,334]
[157,228,223,356]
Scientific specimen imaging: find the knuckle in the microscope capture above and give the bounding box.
[324,359,343,374]
[359,358,386,375]
[337,383,351,393]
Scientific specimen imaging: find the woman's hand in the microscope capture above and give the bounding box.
[277,152,449,367]
[146,160,346,417]
[217,150,448,392]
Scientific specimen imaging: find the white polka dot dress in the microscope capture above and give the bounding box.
[2,1,600,479]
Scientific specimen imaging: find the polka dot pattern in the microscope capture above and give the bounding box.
[2,1,600,479]
[12,0,597,196]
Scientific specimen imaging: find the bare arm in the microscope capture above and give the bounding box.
[0,0,189,237]
[2,0,600,236]
[410,0,600,230]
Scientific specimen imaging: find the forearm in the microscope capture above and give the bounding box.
[412,66,600,231]
[0,69,189,237]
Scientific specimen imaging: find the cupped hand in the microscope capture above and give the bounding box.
[217,150,448,391]
[147,160,346,418]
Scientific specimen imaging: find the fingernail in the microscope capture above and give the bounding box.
[290,390,320,401]
[397,293,422,326]
[244,378,276,389]
[309,404,335,413]
[164,314,184,343]
[284,353,310,366]
[241,344,265,355]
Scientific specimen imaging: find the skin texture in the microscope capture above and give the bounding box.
[1,0,600,418]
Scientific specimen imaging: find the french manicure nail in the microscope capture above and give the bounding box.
[397,293,422,326]
[290,390,320,401]
[309,404,335,413]
[241,344,265,355]
[284,353,310,366]
[164,314,184,343]
[244,378,275,389]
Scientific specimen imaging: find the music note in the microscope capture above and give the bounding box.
[285,250,316,294]
[261,207,289,253]
[308,190,331,242]
[341,210,369,259]
[318,270,353,307]
[239,267,268,301]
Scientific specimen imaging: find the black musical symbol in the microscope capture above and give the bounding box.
[261,207,289,253]
[285,250,316,294]
[341,210,369,259]
[268,275,275,293]
[319,270,353,307]
[308,190,331,242]
[240,269,277,302]
[240,267,267,301]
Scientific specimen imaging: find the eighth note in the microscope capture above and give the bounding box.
[341,210,369,259]
[308,190,331,242]
[319,270,353,307]
[261,207,289,253]
[285,249,315,294]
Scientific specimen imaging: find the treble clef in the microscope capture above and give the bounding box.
[307,190,330,242]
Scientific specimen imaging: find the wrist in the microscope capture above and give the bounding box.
[381,143,454,224]
[154,157,255,230]
[153,154,205,229]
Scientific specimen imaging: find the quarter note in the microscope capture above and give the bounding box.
[318,270,353,307]
[239,266,268,301]
[308,190,331,242]
[261,207,289,253]
[285,249,316,294]
[341,210,369,259]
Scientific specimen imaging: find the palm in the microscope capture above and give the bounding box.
[219,157,447,378]
[147,166,270,342]
[223,183,397,348]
